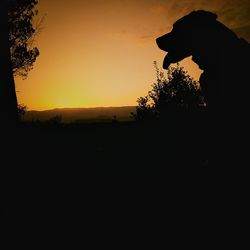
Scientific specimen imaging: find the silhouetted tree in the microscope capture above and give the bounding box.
[0,0,39,125]
[133,62,205,122]
[9,0,41,78]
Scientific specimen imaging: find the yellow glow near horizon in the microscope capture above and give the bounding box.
[15,0,250,111]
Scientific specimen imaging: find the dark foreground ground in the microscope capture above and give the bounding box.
[0,117,249,249]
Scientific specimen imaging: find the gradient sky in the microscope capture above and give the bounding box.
[15,0,250,110]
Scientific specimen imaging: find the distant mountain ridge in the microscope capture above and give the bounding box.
[23,106,136,123]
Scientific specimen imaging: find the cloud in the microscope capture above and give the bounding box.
[150,0,250,41]
[110,31,154,44]
[105,0,250,43]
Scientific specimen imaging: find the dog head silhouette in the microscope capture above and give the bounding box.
[156,10,249,107]
[156,10,241,70]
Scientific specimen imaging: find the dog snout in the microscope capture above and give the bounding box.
[156,33,172,51]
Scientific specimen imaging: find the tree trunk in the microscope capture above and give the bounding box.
[0,1,19,126]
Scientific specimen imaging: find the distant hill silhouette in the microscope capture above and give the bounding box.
[23,106,136,123]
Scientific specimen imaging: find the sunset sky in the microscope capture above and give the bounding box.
[15,0,250,110]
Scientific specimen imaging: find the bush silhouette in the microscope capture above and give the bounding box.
[17,104,27,120]
[45,115,63,126]
[133,62,205,122]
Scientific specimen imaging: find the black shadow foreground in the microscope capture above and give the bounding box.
[1,9,249,250]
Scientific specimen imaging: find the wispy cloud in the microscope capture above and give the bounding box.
[150,0,250,41]
[104,0,250,44]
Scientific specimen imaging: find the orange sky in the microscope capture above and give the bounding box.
[15,0,250,110]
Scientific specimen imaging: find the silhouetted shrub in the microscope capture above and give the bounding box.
[111,115,119,123]
[133,62,205,122]
[17,104,27,120]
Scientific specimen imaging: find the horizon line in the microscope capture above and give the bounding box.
[27,105,137,112]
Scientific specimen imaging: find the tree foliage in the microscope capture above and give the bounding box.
[133,62,205,122]
[8,0,40,78]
